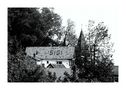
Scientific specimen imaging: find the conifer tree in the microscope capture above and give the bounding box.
[75,30,87,70]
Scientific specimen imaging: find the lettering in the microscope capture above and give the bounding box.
[49,50,62,55]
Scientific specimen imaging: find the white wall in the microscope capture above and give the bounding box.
[37,60,71,68]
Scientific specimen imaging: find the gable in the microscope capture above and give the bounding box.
[47,64,54,68]
[47,64,66,68]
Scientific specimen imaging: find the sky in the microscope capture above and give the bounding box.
[54,7,117,37]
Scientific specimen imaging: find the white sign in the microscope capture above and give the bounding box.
[26,47,75,59]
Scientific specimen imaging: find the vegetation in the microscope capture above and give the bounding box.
[72,21,114,82]
[56,21,115,82]
[8,8,115,82]
[8,8,62,82]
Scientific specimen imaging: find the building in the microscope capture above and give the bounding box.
[112,65,118,82]
[25,47,75,68]
[25,47,75,77]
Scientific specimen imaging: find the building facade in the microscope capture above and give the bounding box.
[25,47,75,68]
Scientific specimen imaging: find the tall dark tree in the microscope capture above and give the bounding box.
[8,8,44,49]
[75,30,90,80]
[8,8,62,82]
[8,8,63,49]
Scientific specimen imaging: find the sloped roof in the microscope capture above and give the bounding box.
[47,64,66,68]
[25,47,75,60]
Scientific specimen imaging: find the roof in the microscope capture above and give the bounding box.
[25,47,75,60]
[47,64,66,68]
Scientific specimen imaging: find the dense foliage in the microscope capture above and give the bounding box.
[57,21,115,82]
[8,8,62,82]
[74,21,114,82]
[8,8,62,49]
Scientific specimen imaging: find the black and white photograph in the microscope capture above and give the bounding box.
[8,7,118,82]
[1,0,125,89]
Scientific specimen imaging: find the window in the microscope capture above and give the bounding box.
[47,61,49,64]
[57,61,62,64]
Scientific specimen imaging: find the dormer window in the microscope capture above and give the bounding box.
[47,61,49,64]
[57,61,62,64]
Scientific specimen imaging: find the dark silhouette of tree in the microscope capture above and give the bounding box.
[8,8,62,82]
[8,8,62,49]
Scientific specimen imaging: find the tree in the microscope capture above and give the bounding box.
[8,8,62,82]
[75,21,114,82]
[52,19,78,46]
[8,49,57,82]
[8,49,46,82]
[90,22,114,82]
[8,8,43,49]
[87,21,113,63]
[8,8,63,49]
[40,8,63,39]
[75,30,90,80]
[62,19,78,46]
